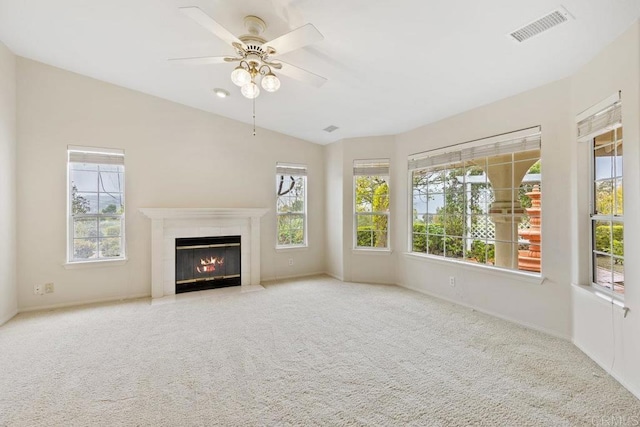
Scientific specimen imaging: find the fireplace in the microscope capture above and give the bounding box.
[139,207,268,299]
[175,235,241,294]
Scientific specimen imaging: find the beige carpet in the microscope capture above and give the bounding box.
[1,276,639,426]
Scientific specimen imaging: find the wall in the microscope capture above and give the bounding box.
[324,135,397,284]
[393,78,573,339]
[0,41,17,325]
[571,22,640,399]
[16,58,325,310]
[324,141,344,280]
[339,136,396,284]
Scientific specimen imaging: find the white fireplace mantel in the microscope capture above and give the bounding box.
[140,208,269,299]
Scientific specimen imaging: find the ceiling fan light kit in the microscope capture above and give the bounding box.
[173,6,326,100]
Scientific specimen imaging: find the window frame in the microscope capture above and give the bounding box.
[67,146,126,264]
[588,124,624,299]
[353,159,390,250]
[407,128,542,275]
[276,163,308,249]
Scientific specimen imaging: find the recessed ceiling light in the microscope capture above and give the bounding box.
[212,88,230,98]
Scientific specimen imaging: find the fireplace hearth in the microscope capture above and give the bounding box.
[175,235,241,294]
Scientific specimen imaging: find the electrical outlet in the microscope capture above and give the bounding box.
[449,276,455,287]
[34,284,44,295]
[288,258,294,266]
[45,283,54,294]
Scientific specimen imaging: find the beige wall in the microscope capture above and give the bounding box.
[0,41,17,325]
[571,21,640,399]
[340,136,396,284]
[324,141,344,280]
[393,78,573,339]
[16,58,325,310]
[324,135,396,284]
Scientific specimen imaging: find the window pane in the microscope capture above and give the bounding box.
[443,214,464,237]
[594,253,614,291]
[413,193,427,216]
[73,238,97,260]
[70,162,98,172]
[615,179,623,216]
[427,193,444,214]
[99,193,123,214]
[357,230,373,247]
[74,218,98,238]
[412,232,427,253]
[445,237,464,259]
[593,220,611,253]
[594,180,614,215]
[612,221,623,257]
[100,217,121,237]
[427,234,444,256]
[100,237,122,258]
[277,215,290,245]
[427,170,445,193]
[70,170,97,192]
[99,171,124,193]
[73,192,98,214]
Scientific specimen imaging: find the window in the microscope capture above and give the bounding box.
[354,159,390,249]
[67,146,125,263]
[276,163,307,247]
[409,128,541,273]
[577,97,624,297]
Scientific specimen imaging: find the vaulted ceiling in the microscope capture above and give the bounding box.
[1,0,638,144]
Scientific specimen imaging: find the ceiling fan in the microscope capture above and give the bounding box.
[171,7,327,99]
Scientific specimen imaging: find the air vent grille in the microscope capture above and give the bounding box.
[323,125,339,133]
[510,8,572,43]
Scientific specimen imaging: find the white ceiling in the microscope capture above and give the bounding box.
[1,0,639,144]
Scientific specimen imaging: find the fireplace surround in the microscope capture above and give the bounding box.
[140,208,268,299]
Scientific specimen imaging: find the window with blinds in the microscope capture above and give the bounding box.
[354,159,390,249]
[276,163,307,247]
[409,127,542,273]
[577,94,625,297]
[67,146,125,262]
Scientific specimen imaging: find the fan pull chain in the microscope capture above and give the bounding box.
[252,96,256,136]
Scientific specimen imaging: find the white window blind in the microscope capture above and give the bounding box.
[68,146,125,165]
[353,159,390,176]
[577,101,622,143]
[408,127,541,170]
[276,163,307,176]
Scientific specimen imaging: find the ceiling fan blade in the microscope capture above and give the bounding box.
[277,61,327,88]
[168,56,230,65]
[264,23,323,56]
[179,7,246,49]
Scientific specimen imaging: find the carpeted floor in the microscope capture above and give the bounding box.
[1,275,639,426]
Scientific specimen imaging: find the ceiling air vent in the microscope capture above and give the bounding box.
[323,125,339,133]
[509,7,573,43]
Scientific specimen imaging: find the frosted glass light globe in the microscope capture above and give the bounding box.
[241,82,260,99]
[231,66,251,87]
[261,73,281,92]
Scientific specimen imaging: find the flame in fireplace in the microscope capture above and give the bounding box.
[196,256,224,273]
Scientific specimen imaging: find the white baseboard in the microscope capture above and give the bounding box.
[397,281,571,341]
[0,308,18,326]
[261,271,327,283]
[573,340,640,401]
[18,293,150,313]
[324,271,344,281]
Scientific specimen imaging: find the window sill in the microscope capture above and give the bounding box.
[571,283,626,310]
[402,252,545,285]
[275,245,308,253]
[352,248,393,256]
[64,258,128,269]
